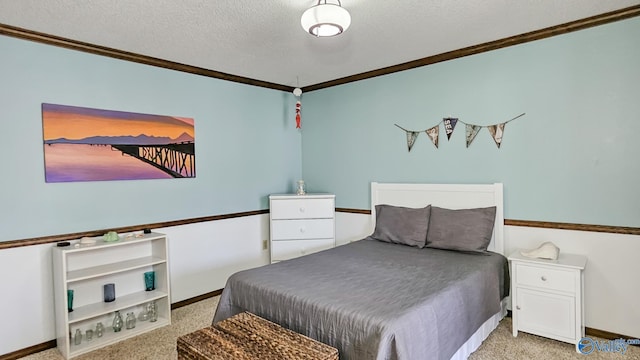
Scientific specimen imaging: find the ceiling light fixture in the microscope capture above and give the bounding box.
[301,0,351,37]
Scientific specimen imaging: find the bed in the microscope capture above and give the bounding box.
[213,182,509,360]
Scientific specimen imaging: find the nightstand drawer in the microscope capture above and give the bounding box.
[271,239,334,261]
[271,199,334,219]
[516,264,576,293]
[271,219,334,240]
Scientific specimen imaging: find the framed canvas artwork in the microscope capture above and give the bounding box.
[42,103,195,182]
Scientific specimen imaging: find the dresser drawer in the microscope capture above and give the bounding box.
[271,198,334,219]
[271,219,334,240]
[515,264,576,293]
[271,239,334,261]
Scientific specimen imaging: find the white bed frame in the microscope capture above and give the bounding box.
[370,182,506,359]
[370,182,505,254]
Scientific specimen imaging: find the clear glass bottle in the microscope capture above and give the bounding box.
[138,308,150,322]
[95,322,104,338]
[74,329,82,345]
[296,180,306,195]
[112,311,123,332]
[125,312,136,329]
[148,301,158,322]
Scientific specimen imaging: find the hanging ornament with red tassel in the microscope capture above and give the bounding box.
[293,87,302,129]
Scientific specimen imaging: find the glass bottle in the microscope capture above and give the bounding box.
[112,311,123,332]
[95,322,104,338]
[148,301,158,322]
[74,329,82,345]
[296,180,306,195]
[125,312,136,329]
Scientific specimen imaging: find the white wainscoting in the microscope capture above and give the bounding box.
[0,214,270,356]
[334,212,640,339]
[2,211,637,356]
[158,214,270,303]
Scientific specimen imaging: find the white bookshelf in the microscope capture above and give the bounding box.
[52,232,171,359]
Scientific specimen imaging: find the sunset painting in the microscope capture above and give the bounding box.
[42,103,195,182]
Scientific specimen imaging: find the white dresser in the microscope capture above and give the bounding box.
[269,194,335,263]
[509,250,587,351]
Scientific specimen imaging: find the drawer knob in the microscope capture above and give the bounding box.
[299,207,305,213]
[516,306,521,310]
[299,228,306,233]
[541,276,547,281]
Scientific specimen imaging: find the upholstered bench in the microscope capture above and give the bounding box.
[177,311,339,360]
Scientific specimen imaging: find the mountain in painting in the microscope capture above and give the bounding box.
[173,132,194,143]
[45,133,194,145]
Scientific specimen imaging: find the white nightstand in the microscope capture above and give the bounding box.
[269,194,335,263]
[509,250,587,351]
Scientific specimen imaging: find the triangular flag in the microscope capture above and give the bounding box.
[443,118,458,140]
[425,125,439,148]
[406,131,420,152]
[465,124,482,148]
[488,123,506,148]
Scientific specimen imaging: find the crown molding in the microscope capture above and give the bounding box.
[303,5,640,92]
[1,5,638,93]
[0,23,294,92]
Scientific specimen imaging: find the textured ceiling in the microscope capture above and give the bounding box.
[0,0,638,88]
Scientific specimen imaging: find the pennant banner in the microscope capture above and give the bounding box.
[406,131,419,152]
[465,124,482,148]
[394,113,524,151]
[443,118,458,140]
[425,126,439,148]
[488,123,506,148]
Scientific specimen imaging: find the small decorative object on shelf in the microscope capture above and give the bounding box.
[520,241,560,260]
[138,308,149,322]
[67,289,74,312]
[103,231,119,242]
[296,180,306,195]
[112,311,123,332]
[144,271,155,291]
[126,312,136,329]
[103,283,116,302]
[74,329,82,345]
[85,329,93,341]
[95,322,104,338]
[79,237,96,245]
[148,301,158,322]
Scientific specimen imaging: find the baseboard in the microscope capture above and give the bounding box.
[0,340,56,360]
[586,327,639,347]
[171,289,223,310]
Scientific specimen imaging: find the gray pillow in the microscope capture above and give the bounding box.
[371,204,431,248]
[426,206,496,253]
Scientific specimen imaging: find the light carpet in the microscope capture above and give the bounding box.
[19,296,639,360]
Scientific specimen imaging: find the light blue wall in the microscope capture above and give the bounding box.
[301,18,640,227]
[0,36,301,242]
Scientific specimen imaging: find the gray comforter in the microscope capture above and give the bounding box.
[213,238,509,360]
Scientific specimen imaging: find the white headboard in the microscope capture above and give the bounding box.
[370,182,504,254]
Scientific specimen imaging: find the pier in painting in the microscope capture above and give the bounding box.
[112,142,195,178]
